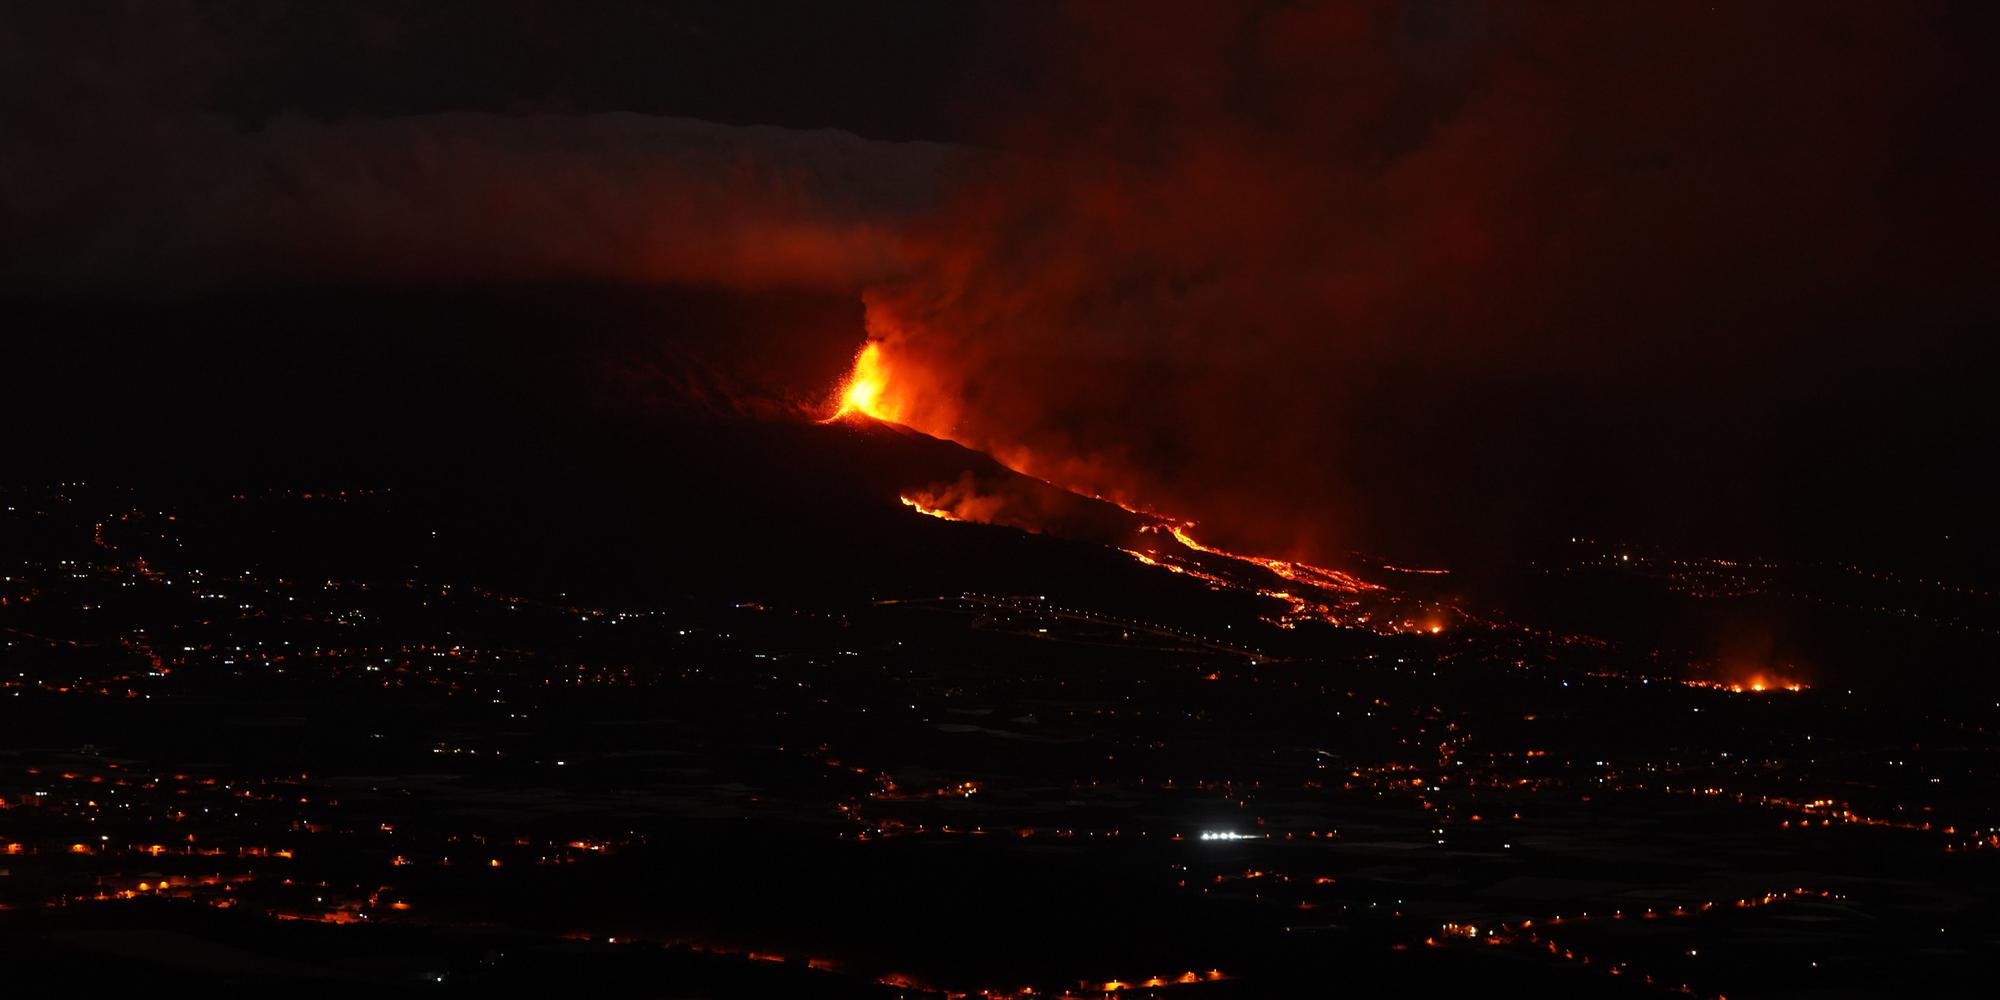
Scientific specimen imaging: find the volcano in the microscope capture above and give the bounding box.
[5,283,1934,696]
[9,286,1996,1000]
[2,283,1444,637]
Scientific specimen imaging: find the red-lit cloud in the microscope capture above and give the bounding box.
[3,110,952,293]
[856,1,1991,561]
[0,6,954,293]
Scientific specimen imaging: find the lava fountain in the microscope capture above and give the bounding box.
[824,341,897,423]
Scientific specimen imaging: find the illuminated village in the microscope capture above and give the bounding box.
[4,460,1994,996]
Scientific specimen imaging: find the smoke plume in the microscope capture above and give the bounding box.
[859,1,1993,562]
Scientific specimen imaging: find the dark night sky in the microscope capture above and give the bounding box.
[3,1,1995,573]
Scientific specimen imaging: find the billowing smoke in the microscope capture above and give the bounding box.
[860,1,1993,563]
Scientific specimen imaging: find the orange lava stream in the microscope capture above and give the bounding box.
[829,341,1447,637]
[899,495,960,521]
[1156,523,1383,594]
[1681,676,1807,694]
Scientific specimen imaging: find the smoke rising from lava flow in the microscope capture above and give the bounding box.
[850,1,1992,563]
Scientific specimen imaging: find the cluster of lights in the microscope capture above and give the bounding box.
[1197,831,1256,842]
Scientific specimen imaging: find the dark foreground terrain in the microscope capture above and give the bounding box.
[3,472,1997,998]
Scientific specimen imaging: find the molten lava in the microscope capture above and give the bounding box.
[899,495,961,521]
[1157,523,1383,595]
[835,339,1452,637]
[1683,674,1807,694]
[825,341,896,423]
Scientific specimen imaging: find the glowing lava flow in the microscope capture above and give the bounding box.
[1682,676,1807,694]
[1132,523,1431,633]
[827,340,1449,636]
[899,495,960,521]
[1155,523,1383,594]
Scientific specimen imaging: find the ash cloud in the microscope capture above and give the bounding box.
[863,1,1995,563]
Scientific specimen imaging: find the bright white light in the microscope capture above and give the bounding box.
[1198,831,1254,842]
